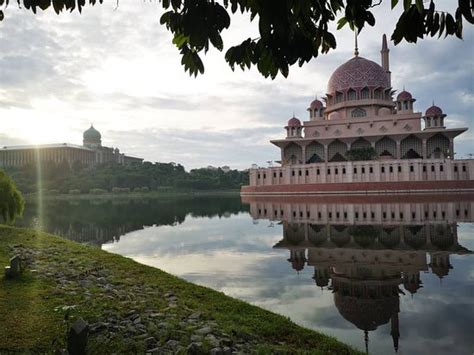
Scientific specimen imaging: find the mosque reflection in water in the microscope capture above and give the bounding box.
[244,195,473,353]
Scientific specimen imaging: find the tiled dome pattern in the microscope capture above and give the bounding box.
[309,99,323,110]
[397,90,412,101]
[287,117,302,127]
[327,56,390,94]
[425,105,443,116]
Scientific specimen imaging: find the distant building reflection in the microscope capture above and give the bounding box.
[243,194,474,353]
[19,197,248,246]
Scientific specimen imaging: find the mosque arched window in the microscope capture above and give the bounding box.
[361,87,369,99]
[401,135,422,159]
[403,101,409,110]
[351,137,371,150]
[375,136,396,157]
[351,108,367,118]
[305,142,324,163]
[328,140,348,162]
[335,91,344,103]
[374,88,382,99]
[427,134,449,158]
[284,143,303,165]
[348,89,357,101]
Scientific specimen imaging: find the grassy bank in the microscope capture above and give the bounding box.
[25,189,241,202]
[0,226,361,354]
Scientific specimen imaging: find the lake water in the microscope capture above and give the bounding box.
[18,194,474,355]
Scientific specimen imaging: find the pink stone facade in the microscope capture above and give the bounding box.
[243,195,474,224]
[248,159,474,186]
[243,35,473,194]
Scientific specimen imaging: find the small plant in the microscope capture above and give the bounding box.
[52,305,78,352]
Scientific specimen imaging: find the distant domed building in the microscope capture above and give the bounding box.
[83,125,102,148]
[242,34,474,195]
[0,125,143,168]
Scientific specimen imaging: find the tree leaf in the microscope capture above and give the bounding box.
[415,0,424,14]
[336,17,347,30]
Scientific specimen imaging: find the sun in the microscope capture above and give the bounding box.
[0,100,81,146]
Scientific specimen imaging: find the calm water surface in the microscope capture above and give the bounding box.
[19,195,474,355]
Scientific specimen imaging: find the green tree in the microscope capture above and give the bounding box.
[0,170,25,224]
[0,0,471,78]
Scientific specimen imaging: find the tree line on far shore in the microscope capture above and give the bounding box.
[3,161,249,195]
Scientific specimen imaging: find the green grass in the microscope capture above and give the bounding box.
[0,225,362,354]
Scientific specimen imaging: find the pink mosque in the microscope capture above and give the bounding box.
[241,35,474,195]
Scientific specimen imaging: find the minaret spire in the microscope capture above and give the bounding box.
[364,330,369,354]
[381,34,391,86]
[391,313,400,353]
[354,30,359,57]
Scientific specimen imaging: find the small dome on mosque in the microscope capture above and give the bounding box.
[309,98,323,110]
[287,116,302,127]
[83,125,102,141]
[403,281,422,295]
[327,56,390,94]
[425,105,443,117]
[397,90,412,101]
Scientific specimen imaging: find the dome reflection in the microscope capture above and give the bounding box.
[245,194,474,353]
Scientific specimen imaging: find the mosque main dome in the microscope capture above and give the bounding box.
[327,56,390,94]
[334,293,398,331]
[83,125,102,148]
[83,125,101,141]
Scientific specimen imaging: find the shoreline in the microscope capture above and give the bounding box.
[0,226,361,354]
[24,190,241,202]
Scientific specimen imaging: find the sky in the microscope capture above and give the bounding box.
[0,1,473,170]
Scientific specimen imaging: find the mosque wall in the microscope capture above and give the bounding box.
[249,199,474,225]
[249,159,474,187]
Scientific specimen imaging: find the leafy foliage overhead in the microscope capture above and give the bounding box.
[0,0,472,78]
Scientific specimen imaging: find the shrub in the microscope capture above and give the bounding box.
[346,147,377,161]
[133,187,150,193]
[89,188,107,195]
[112,187,130,194]
[0,170,25,224]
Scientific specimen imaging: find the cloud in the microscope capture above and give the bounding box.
[106,126,282,168]
[0,134,28,146]
[0,1,473,168]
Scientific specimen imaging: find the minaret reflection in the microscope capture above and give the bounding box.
[243,194,474,354]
